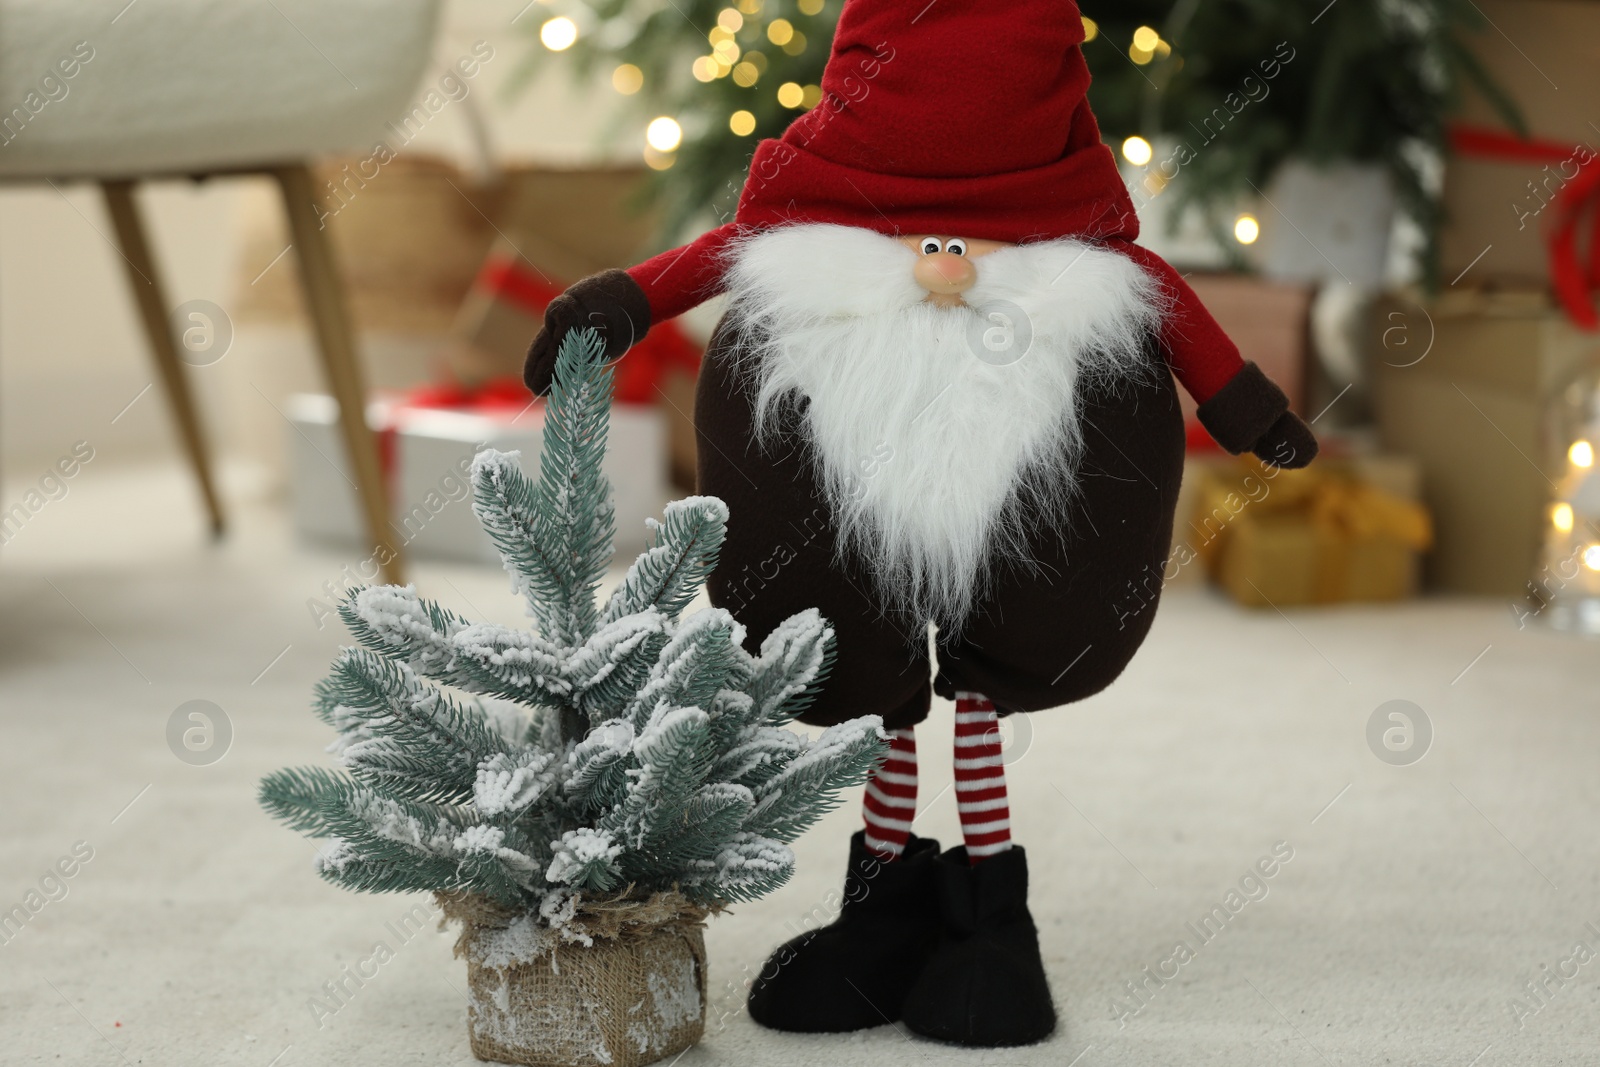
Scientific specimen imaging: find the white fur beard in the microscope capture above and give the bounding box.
[725,223,1166,630]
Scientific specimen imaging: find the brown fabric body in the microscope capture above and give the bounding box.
[696,318,1186,731]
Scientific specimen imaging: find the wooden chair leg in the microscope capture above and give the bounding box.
[273,163,404,585]
[100,180,226,536]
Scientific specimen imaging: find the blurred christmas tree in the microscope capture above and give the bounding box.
[512,0,839,239]
[513,0,1522,284]
[1078,0,1522,284]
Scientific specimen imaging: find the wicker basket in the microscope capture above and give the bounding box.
[442,891,710,1067]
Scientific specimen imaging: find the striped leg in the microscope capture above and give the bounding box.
[954,692,1012,863]
[862,727,918,860]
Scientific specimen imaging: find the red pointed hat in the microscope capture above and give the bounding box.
[623,0,1248,405]
[734,0,1139,243]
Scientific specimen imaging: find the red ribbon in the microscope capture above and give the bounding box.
[371,376,535,489]
[1450,124,1600,330]
[478,256,567,315]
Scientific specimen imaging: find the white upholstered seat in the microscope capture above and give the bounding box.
[0,0,439,178]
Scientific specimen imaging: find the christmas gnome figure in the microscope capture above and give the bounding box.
[525,0,1315,1048]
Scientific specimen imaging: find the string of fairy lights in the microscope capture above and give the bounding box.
[535,0,827,171]
[1087,15,1259,248]
[1551,436,1600,573]
[525,4,1260,245]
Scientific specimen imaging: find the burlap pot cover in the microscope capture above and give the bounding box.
[440,891,710,1067]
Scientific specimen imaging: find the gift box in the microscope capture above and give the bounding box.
[287,387,670,564]
[1440,0,1600,295]
[234,158,706,491]
[1187,454,1432,607]
[237,159,662,337]
[1371,287,1599,595]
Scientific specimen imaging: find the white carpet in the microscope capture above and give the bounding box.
[2,461,1597,1066]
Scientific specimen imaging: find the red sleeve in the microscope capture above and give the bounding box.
[625,222,743,325]
[1110,239,1246,405]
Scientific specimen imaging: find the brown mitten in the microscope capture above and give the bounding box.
[1196,362,1318,469]
[1250,410,1318,469]
[523,268,652,396]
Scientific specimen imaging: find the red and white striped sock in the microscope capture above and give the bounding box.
[954,692,1012,863]
[862,727,918,860]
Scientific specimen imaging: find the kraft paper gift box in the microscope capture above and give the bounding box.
[1371,287,1598,596]
[1439,0,1600,291]
[1400,0,1600,595]
[287,392,669,564]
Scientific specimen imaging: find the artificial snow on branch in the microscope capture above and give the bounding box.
[261,327,886,915]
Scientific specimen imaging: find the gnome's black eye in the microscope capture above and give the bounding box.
[945,238,968,256]
[920,237,941,255]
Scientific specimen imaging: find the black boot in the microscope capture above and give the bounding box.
[746,830,942,1032]
[901,845,1057,1046]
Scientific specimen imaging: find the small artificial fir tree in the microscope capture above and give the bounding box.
[261,328,886,917]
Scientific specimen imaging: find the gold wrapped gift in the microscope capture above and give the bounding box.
[1190,457,1434,607]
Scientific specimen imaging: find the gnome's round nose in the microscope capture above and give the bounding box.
[914,251,976,297]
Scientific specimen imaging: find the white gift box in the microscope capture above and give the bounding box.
[286,394,671,564]
[1259,161,1396,287]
